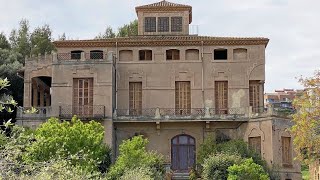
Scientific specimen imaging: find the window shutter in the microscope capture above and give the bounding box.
[215,81,228,114]
[129,82,142,115]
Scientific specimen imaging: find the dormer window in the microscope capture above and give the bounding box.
[171,17,183,32]
[145,17,156,32]
[158,17,169,32]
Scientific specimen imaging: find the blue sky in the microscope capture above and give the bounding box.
[0,0,319,92]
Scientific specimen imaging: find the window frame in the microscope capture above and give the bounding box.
[166,49,180,60]
[144,17,156,32]
[171,17,183,32]
[158,17,169,32]
[139,50,153,61]
[214,49,228,60]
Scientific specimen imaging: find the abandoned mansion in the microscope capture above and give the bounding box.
[16,1,301,179]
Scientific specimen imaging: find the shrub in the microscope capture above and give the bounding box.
[197,134,217,165]
[24,116,111,172]
[107,136,165,180]
[202,153,242,180]
[227,158,269,180]
[120,167,154,180]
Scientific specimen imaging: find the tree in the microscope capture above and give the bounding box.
[227,158,269,180]
[95,26,116,39]
[107,136,164,180]
[117,20,138,37]
[0,32,10,49]
[9,19,31,58]
[58,32,66,41]
[30,24,56,55]
[24,116,111,172]
[291,70,320,164]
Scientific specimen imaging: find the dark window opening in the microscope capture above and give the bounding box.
[158,17,169,32]
[214,49,228,60]
[139,50,152,61]
[71,50,83,60]
[90,50,103,59]
[171,17,183,32]
[166,49,180,60]
[145,17,156,32]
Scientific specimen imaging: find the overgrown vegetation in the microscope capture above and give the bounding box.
[227,158,269,180]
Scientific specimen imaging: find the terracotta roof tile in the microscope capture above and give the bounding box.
[136,0,191,8]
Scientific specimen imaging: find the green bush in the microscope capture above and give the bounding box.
[197,134,217,166]
[120,167,154,180]
[107,136,165,180]
[24,116,111,172]
[227,158,269,180]
[202,153,242,180]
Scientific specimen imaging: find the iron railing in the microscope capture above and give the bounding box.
[85,52,104,60]
[59,105,105,119]
[16,107,52,120]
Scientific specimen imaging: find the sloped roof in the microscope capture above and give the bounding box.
[136,0,192,23]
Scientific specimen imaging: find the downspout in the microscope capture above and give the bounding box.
[114,41,118,159]
[201,41,204,107]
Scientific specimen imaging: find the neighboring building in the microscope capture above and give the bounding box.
[264,89,300,109]
[16,1,301,179]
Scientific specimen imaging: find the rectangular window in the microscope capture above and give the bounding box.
[73,78,93,116]
[250,81,262,113]
[249,137,261,155]
[144,17,156,32]
[215,81,228,114]
[214,49,228,60]
[166,49,180,60]
[158,17,169,32]
[129,82,142,115]
[139,50,152,61]
[175,81,191,115]
[282,137,292,165]
[171,17,183,32]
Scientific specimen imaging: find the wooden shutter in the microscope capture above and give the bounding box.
[173,50,180,60]
[129,82,142,115]
[249,137,262,155]
[175,82,191,115]
[250,81,261,113]
[282,137,292,165]
[73,78,93,116]
[215,81,228,114]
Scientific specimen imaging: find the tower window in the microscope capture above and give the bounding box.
[158,17,169,32]
[145,17,156,32]
[171,17,183,32]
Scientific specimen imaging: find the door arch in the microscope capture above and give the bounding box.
[171,134,195,172]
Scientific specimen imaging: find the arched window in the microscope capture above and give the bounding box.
[119,50,133,61]
[214,49,227,60]
[89,50,103,59]
[71,50,83,60]
[166,49,180,60]
[186,49,199,60]
[233,48,247,60]
[171,134,195,172]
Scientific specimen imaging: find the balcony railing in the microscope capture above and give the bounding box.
[57,53,106,61]
[59,105,105,119]
[115,107,249,121]
[16,107,52,120]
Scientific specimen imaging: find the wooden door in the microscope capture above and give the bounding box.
[73,78,93,117]
[215,81,228,114]
[175,82,191,115]
[129,82,142,115]
[171,135,195,172]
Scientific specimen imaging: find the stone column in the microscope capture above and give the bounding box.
[23,80,32,107]
[32,82,38,107]
[39,84,44,107]
[45,91,51,106]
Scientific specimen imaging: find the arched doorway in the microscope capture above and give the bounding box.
[171,134,195,172]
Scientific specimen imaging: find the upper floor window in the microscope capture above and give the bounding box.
[145,17,156,32]
[166,49,180,60]
[71,50,83,60]
[233,48,247,60]
[186,49,199,60]
[171,17,183,32]
[214,49,228,60]
[158,17,169,32]
[139,50,152,61]
[119,50,133,61]
[89,50,103,59]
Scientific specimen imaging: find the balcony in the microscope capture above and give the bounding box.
[59,105,106,120]
[114,106,294,122]
[16,107,52,120]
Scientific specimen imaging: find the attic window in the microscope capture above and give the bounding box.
[214,49,228,60]
[145,17,156,32]
[171,17,183,32]
[158,17,169,32]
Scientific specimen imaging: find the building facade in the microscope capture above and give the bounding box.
[17,1,301,179]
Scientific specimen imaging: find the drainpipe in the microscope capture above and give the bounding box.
[201,41,204,107]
